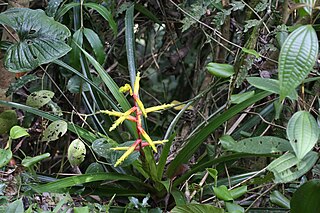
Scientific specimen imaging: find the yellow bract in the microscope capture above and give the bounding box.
[146,104,175,113]
[139,128,157,152]
[134,72,141,95]
[119,84,133,95]
[114,145,136,167]
[109,107,136,131]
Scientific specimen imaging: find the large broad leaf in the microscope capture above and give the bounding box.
[278,25,318,100]
[299,0,316,15]
[220,135,292,154]
[287,111,319,160]
[5,198,24,213]
[267,151,318,183]
[0,8,71,72]
[291,180,320,213]
[171,204,224,213]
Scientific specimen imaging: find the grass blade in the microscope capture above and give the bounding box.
[31,173,142,193]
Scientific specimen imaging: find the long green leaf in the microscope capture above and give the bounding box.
[84,3,117,36]
[174,153,277,187]
[279,25,318,100]
[78,46,137,138]
[167,91,271,178]
[125,5,136,88]
[53,60,118,110]
[0,100,98,142]
[83,28,106,65]
[55,2,80,20]
[32,173,142,193]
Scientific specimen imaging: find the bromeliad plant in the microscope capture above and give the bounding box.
[100,72,174,167]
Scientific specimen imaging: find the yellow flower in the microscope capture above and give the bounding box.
[114,145,136,167]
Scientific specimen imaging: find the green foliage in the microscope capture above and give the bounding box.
[41,120,68,142]
[0,8,71,72]
[270,190,290,209]
[1,0,320,211]
[220,135,292,154]
[267,151,318,183]
[5,198,24,213]
[0,149,12,168]
[26,90,55,108]
[68,139,86,167]
[291,180,320,213]
[22,153,50,168]
[247,77,298,100]
[171,204,224,213]
[0,110,17,134]
[207,62,234,78]
[287,111,319,160]
[5,75,39,97]
[278,25,318,101]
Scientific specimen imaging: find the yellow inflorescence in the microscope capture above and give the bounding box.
[104,72,175,167]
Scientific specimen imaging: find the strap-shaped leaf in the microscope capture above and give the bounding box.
[83,28,106,65]
[0,8,71,72]
[287,111,319,160]
[278,25,318,100]
[220,135,292,154]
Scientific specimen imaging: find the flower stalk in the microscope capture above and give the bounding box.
[101,72,174,167]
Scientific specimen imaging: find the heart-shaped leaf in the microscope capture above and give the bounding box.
[26,90,54,108]
[10,126,29,139]
[68,139,86,166]
[41,120,67,142]
[287,111,319,159]
[0,8,71,72]
[278,25,318,101]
